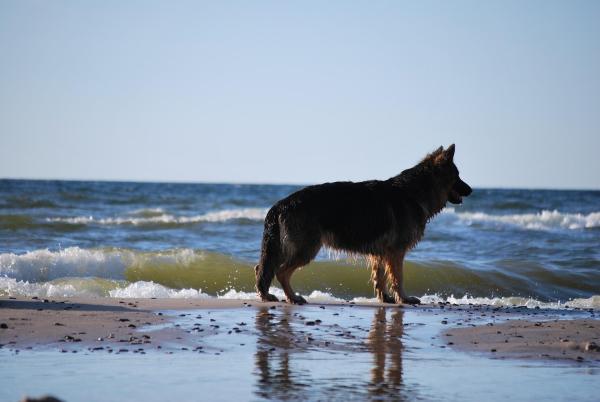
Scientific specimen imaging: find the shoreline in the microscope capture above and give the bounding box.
[1,296,599,364]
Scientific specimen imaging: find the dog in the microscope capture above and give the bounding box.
[255,144,472,305]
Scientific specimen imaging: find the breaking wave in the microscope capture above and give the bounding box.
[45,208,268,226]
[1,247,599,307]
[452,209,600,231]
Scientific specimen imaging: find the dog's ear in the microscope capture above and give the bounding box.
[445,144,455,160]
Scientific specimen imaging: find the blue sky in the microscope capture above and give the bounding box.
[1,1,599,189]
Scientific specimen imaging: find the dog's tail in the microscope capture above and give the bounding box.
[255,205,282,300]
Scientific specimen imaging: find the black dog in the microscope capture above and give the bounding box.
[255,144,472,304]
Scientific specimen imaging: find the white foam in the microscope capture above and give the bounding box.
[196,208,267,223]
[109,281,212,299]
[217,288,346,303]
[418,294,600,310]
[217,288,266,300]
[1,275,598,310]
[445,209,600,231]
[130,208,165,216]
[46,208,268,226]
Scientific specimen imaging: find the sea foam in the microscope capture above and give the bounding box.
[109,281,212,299]
[46,208,268,226]
[2,276,598,310]
[449,209,600,231]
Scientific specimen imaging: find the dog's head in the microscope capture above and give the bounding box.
[431,144,472,205]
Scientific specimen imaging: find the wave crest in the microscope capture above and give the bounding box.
[451,209,600,230]
[46,208,267,226]
[0,247,204,282]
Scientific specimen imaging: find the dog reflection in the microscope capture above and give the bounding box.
[367,308,404,397]
[254,306,405,400]
[254,307,309,400]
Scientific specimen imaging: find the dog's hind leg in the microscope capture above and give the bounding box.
[255,263,279,302]
[276,267,307,305]
[369,257,395,304]
[276,235,321,305]
[384,251,421,305]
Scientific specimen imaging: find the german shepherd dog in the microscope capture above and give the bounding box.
[255,144,472,305]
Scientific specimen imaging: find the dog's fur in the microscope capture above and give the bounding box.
[255,144,472,305]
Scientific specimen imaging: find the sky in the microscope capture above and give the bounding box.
[1,1,599,189]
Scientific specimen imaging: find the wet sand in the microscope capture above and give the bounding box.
[0,296,270,352]
[445,318,600,362]
[1,296,599,364]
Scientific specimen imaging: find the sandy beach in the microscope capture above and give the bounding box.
[446,317,599,362]
[0,296,270,352]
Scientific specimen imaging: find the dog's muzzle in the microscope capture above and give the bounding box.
[448,178,472,204]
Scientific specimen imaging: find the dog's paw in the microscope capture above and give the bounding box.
[287,294,307,305]
[261,293,279,302]
[401,296,421,305]
[380,294,396,304]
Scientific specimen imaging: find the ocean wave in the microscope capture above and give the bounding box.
[45,207,268,226]
[0,247,205,282]
[450,209,600,230]
[0,277,119,298]
[2,247,599,302]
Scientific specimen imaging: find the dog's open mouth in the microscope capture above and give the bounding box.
[448,189,463,204]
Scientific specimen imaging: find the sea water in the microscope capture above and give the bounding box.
[1,179,599,308]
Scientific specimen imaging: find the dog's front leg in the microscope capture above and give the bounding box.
[385,251,421,305]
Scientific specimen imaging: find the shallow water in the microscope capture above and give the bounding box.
[1,305,598,402]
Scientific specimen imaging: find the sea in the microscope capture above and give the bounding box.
[1,179,599,309]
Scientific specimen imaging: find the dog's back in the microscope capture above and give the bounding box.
[274,180,425,255]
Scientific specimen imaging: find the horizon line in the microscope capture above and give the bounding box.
[1,176,599,192]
